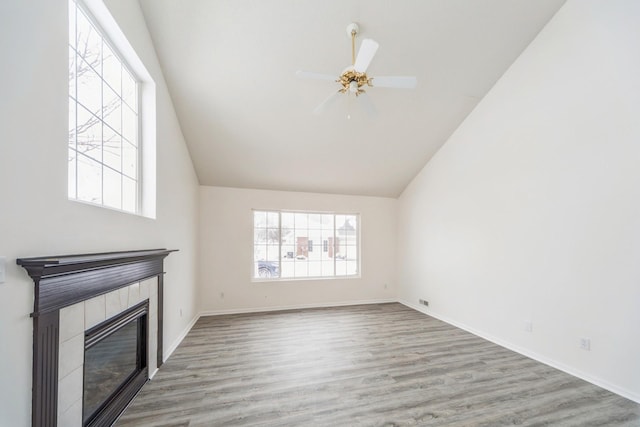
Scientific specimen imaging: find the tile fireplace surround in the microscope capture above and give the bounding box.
[59,279,156,425]
[17,249,176,427]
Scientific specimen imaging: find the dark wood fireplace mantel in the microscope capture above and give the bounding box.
[17,248,177,427]
[19,249,177,316]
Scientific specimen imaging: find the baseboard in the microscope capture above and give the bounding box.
[199,298,397,316]
[399,299,640,404]
[148,367,159,380]
[163,314,200,362]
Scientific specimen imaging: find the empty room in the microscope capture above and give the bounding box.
[1,0,639,426]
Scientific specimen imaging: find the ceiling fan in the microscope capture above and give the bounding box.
[297,23,417,116]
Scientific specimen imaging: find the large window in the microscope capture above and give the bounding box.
[68,0,139,213]
[253,210,359,280]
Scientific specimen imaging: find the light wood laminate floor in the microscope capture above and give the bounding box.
[117,303,640,426]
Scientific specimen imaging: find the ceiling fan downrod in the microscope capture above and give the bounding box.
[348,23,358,66]
[342,23,369,96]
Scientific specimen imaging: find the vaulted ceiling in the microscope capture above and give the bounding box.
[138,0,565,197]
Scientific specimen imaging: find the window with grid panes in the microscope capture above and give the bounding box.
[253,210,359,280]
[68,0,140,213]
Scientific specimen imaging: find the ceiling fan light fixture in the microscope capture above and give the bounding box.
[296,22,417,115]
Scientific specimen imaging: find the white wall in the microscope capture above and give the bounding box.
[397,0,640,402]
[199,186,396,313]
[0,1,199,425]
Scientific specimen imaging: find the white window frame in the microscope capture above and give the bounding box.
[252,210,361,281]
[68,0,156,218]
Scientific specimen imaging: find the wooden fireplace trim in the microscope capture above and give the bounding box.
[17,248,177,427]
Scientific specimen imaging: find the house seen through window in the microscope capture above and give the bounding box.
[253,210,359,280]
[68,0,140,213]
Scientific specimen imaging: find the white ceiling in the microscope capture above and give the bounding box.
[138,0,565,197]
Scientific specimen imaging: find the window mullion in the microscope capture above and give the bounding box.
[278,211,282,278]
[100,38,105,204]
[73,4,79,200]
[333,214,338,277]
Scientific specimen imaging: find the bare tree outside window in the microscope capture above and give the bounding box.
[68,0,139,213]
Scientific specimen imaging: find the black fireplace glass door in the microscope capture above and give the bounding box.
[83,319,139,421]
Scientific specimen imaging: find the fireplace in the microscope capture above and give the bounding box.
[17,249,176,427]
[83,301,148,426]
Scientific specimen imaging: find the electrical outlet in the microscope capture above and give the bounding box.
[419,299,429,307]
[580,338,591,351]
[524,321,533,333]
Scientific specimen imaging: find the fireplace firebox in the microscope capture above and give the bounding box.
[83,301,148,426]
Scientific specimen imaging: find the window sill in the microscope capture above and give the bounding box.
[68,197,155,219]
[252,274,361,283]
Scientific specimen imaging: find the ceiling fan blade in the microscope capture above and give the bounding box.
[313,91,342,115]
[370,76,417,89]
[296,70,338,81]
[353,39,379,73]
[357,92,377,117]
